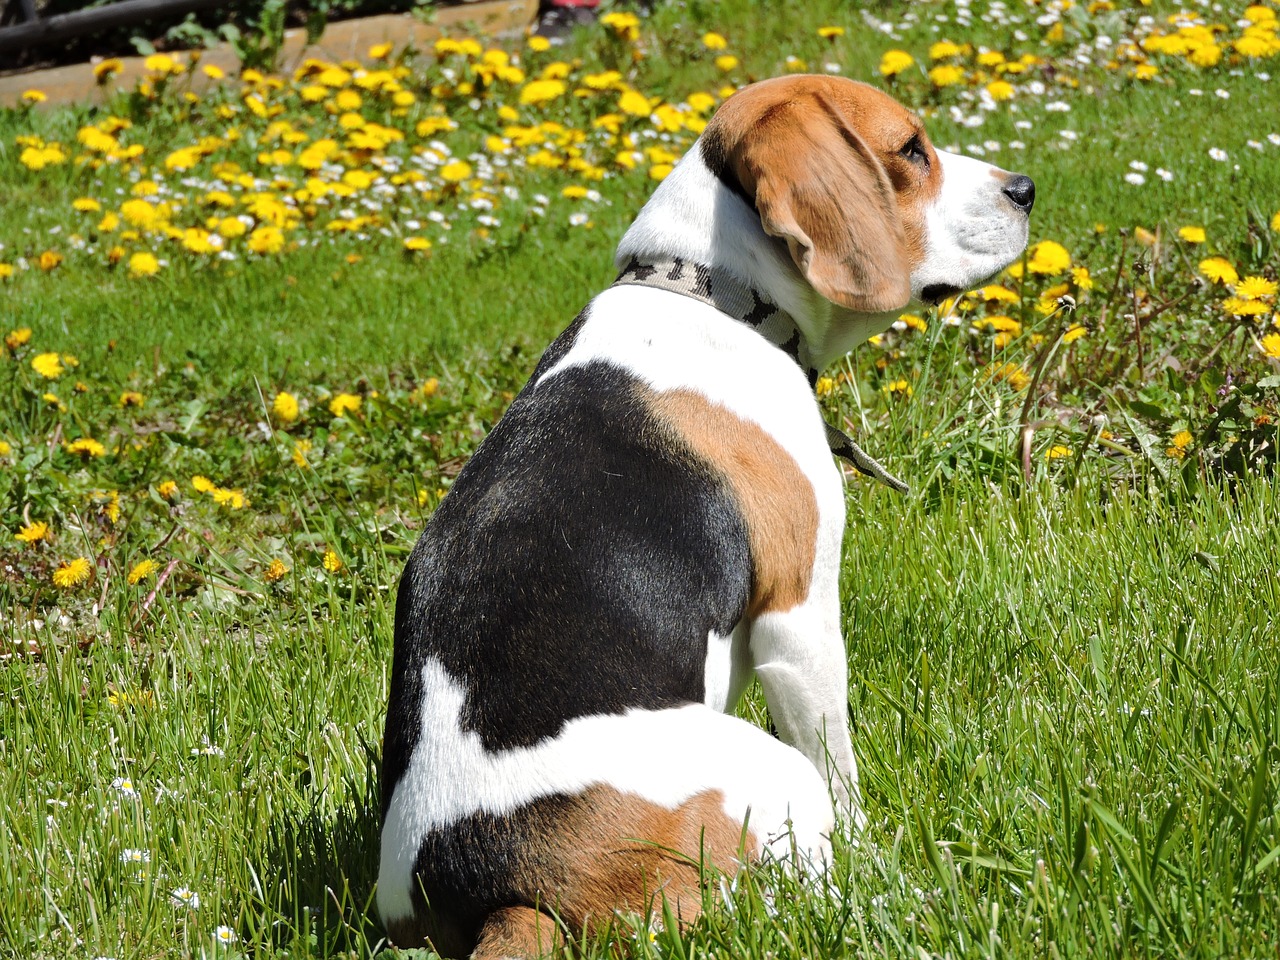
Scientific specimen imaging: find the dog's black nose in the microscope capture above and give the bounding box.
[1003,175,1035,215]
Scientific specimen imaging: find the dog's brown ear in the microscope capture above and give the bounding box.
[731,94,912,314]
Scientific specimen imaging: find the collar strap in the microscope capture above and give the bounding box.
[612,256,909,494]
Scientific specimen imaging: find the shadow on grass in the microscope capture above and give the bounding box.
[260,733,390,956]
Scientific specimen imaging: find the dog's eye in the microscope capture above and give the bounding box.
[899,136,929,166]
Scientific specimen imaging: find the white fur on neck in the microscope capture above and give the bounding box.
[615,144,900,372]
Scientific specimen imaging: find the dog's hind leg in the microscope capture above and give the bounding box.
[471,906,561,960]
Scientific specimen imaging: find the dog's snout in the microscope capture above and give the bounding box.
[1002,175,1036,215]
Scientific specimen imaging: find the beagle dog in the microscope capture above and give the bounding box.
[378,75,1034,959]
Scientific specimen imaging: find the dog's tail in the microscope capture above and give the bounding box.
[471,905,562,960]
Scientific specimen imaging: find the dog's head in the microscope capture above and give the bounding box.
[699,74,1033,317]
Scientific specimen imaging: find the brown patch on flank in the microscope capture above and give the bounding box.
[391,787,759,958]
[538,785,757,933]
[650,388,819,618]
[705,75,946,313]
[472,906,562,960]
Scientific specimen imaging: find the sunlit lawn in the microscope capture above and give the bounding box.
[2,0,1280,957]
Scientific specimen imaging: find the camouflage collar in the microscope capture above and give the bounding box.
[612,256,909,494]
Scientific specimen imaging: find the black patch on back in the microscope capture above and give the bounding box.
[699,126,752,205]
[380,332,754,814]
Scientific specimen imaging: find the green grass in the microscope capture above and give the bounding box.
[3,0,1280,957]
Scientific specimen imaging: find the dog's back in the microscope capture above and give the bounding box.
[378,310,790,957]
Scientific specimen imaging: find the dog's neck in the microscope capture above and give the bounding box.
[612,254,819,384]
[609,253,907,493]
[615,144,899,372]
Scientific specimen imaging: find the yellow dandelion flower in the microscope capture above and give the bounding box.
[127,559,158,585]
[144,53,184,75]
[0,440,12,456]
[1071,266,1094,290]
[322,549,344,573]
[156,480,178,499]
[1027,240,1071,275]
[264,558,289,583]
[714,55,739,72]
[211,487,247,509]
[1237,276,1278,300]
[928,64,966,87]
[1177,226,1206,243]
[1272,210,1280,232]
[93,59,123,82]
[527,35,551,53]
[403,236,433,252]
[818,26,845,39]
[1222,297,1269,317]
[369,42,393,59]
[15,521,51,544]
[1166,429,1193,459]
[217,217,248,239]
[107,688,154,708]
[31,352,64,379]
[38,250,63,271]
[66,438,106,457]
[883,378,913,397]
[702,32,728,50]
[329,393,362,417]
[1062,324,1088,343]
[439,160,473,183]
[291,438,312,469]
[119,391,145,408]
[247,226,285,255]
[617,88,653,117]
[21,89,47,103]
[5,327,32,349]
[272,391,300,422]
[128,252,160,277]
[52,557,92,588]
[815,376,836,398]
[1045,444,1072,460]
[990,362,1031,391]
[930,40,964,60]
[979,284,1019,303]
[519,79,566,105]
[1259,333,1280,358]
[0,264,15,281]
[986,80,1015,100]
[600,11,640,40]
[1199,257,1238,284]
[73,197,102,213]
[191,475,216,493]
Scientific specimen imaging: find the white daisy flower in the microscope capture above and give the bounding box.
[170,887,201,910]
